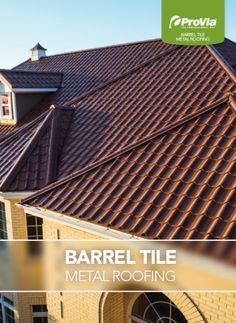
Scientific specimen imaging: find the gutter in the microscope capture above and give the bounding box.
[0,191,34,200]
[13,88,58,93]
[17,204,141,241]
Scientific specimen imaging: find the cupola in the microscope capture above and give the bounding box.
[30,43,47,61]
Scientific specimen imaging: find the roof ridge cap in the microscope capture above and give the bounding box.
[6,69,63,75]
[207,45,236,84]
[65,46,180,106]
[0,109,54,192]
[0,109,50,145]
[42,38,163,58]
[21,95,229,204]
[228,92,236,112]
[45,105,75,184]
[13,39,163,70]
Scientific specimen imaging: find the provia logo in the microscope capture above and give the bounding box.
[169,15,217,29]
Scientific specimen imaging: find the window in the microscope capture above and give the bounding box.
[0,295,15,323]
[32,305,48,323]
[26,215,43,240]
[1,94,10,116]
[0,93,11,118]
[4,308,15,323]
[131,293,187,323]
[0,304,3,323]
[0,203,7,240]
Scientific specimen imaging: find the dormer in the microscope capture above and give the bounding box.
[0,69,63,125]
[0,80,12,122]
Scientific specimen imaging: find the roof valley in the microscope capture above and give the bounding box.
[0,110,54,191]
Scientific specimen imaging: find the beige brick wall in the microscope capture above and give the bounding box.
[17,292,47,323]
[42,219,102,322]
[3,199,27,239]
[103,292,125,323]
[190,292,236,323]
[43,219,102,240]
[47,292,101,323]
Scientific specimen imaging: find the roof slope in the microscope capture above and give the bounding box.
[0,39,170,136]
[0,70,63,89]
[214,38,236,71]
[57,45,236,179]
[22,97,236,240]
[15,39,173,105]
[1,39,236,193]
[0,111,49,188]
[0,107,73,191]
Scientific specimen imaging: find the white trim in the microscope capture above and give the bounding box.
[0,191,34,200]
[0,92,13,120]
[130,316,147,323]
[32,311,48,318]
[13,88,58,93]
[12,92,18,123]
[18,204,140,241]
[0,75,12,91]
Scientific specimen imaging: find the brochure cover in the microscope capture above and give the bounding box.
[0,0,235,322]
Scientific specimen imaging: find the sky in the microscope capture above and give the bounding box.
[0,0,235,68]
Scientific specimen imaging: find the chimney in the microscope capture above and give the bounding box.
[30,43,47,61]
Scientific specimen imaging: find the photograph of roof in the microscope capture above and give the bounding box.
[1,38,236,240]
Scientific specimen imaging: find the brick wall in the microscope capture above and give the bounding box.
[47,292,101,323]
[2,201,236,323]
[3,199,27,239]
[43,219,102,240]
[190,292,236,323]
[17,292,47,323]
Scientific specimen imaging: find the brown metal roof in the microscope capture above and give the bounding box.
[57,45,236,179]
[214,38,236,71]
[0,106,74,191]
[0,39,169,137]
[0,69,62,89]
[22,96,236,239]
[15,39,172,105]
[1,39,236,193]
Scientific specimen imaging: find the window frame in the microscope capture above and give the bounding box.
[130,292,188,323]
[32,304,48,323]
[0,92,12,119]
[0,202,8,240]
[26,214,43,240]
[0,294,15,323]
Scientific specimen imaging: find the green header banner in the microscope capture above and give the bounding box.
[162,0,224,45]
